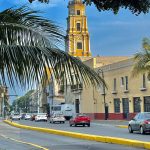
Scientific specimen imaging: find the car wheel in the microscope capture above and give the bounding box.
[140,126,145,134]
[128,125,133,133]
[87,123,90,127]
[70,124,72,127]
[63,121,65,124]
[75,124,77,127]
[83,124,85,127]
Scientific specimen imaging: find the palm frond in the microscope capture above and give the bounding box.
[132,45,150,77]
[0,45,103,88]
[0,6,65,48]
[0,6,104,88]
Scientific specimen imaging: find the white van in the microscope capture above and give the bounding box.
[51,104,75,120]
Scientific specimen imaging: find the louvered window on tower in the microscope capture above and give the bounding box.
[76,23,81,31]
[77,10,80,15]
[77,42,82,49]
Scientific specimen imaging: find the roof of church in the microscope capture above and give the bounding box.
[94,56,129,67]
[79,56,130,69]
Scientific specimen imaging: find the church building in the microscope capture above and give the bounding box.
[65,0,150,120]
[66,0,91,57]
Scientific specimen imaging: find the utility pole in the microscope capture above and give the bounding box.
[37,87,40,114]
[98,68,108,120]
[1,93,4,118]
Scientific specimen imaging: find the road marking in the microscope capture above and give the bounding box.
[0,134,49,150]
[91,123,116,127]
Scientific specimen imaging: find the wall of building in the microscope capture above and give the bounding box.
[82,58,150,120]
[0,85,9,117]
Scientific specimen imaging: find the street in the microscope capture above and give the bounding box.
[16,120,150,142]
[0,120,146,150]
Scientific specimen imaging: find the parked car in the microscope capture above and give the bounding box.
[69,113,90,127]
[21,113,26,119]
[128,112,150,134]
[35,113,47,122]
[24,114,31,120]
[12,114,21,120]
[50,114,65,124]
[30,114,37,121]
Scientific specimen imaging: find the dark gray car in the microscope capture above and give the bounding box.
[128,112,150,134]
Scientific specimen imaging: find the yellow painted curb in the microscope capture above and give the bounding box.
[4,120,150,150]
[116,125,128,128]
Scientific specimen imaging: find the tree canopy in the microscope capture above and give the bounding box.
[28,0,150,15]
[12,90,34,113]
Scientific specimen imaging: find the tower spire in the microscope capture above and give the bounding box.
[74,0,82,2]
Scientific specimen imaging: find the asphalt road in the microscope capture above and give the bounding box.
[0,120,146,150]
[16,120,150,142]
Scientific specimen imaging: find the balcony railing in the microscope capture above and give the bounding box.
[71,84,83,91]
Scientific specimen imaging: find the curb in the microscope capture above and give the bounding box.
[4,120,150,150]
[116,125,128,128]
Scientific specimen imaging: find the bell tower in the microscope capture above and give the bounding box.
[66,0,91,57]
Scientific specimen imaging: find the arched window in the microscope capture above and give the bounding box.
[77,42,82,49]
[77,10,80,15]
[76,23,80,31]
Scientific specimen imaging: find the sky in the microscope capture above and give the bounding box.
[1,0,150,100]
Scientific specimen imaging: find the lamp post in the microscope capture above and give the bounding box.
[1,93,4,118]
[97,68,108,120]
[49,75,54,116]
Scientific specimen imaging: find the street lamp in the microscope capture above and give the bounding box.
[49,75,54,116]
[97,68,108,120]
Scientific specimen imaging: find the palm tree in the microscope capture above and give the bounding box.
[132,38,150,79]
[0,6,104,88]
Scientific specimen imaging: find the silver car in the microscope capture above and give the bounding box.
[50,114,65,124]
[128,112,150,134]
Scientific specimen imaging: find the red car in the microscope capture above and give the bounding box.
[69,113,90,127]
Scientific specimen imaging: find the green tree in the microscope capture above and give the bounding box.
[12,90,34,113]
[0,6,104,88]
[28,0,150,15]
[132,38,150,79]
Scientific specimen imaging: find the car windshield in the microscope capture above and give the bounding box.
[144,113,150,119]
[77,114,87,117]
[52,106,61,111]
[13,114,19,116]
